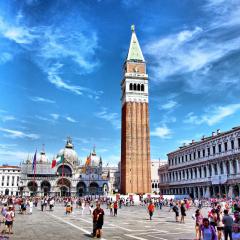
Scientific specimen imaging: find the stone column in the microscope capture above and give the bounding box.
[201,166,204,178]
[197,167,200,178]
[229,161,234,175]
[193,168,196,179]
[205,186,210,198]
[228,185,233,198]
[217,162,221,175]
[197,187,201,198]
[206,165,210,177]
[223,162,227,174]
[236,159,240,174]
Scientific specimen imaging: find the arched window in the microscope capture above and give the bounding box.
[152,183,154,189]
[154,183,157,188]
[129,83,133,90]
[141,84,144,91]
[133,84,137,91]
[137,84,140,91]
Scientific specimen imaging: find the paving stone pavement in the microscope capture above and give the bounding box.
[6,204,211,240]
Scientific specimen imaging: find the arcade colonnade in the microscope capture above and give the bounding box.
[23,178,108,197]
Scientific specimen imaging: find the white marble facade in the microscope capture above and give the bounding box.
[159,127,240,198]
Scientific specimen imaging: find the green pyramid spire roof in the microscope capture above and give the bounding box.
[127,25,145,62]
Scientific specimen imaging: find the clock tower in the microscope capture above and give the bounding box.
[120,25,151,194]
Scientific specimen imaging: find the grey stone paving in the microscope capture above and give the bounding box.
[8,204,210,240]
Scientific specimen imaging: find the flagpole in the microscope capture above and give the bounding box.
[33,150,37,182]
[62,150,65,185]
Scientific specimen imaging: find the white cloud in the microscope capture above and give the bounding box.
[0,149,28,164]
[184,103,240,126]
[1,115,15,122]
[144,0,240,93]
[95,108,120,129]
[65,116,77,123]
[50,113,59,120]
[0,17,36,44]
[0,127,39,139]
[0,52,13,64]
[47,63,84,95]
[151,124,172,139]
[30,96,55,104]
[0,14,101,98]
[160,100,178,110]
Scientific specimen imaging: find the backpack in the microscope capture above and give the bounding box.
[173,206,177,212]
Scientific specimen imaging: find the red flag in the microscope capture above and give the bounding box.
[51,159,56,168]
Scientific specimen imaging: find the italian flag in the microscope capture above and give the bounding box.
[51,154,64,168]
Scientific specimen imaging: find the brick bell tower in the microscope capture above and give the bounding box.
[121,25,151,194]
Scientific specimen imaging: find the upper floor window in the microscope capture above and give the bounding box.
[198,150,201,158]
[238,138,240,148]
[231,140,234,150]
[224,142,228,151]
[189,154,192,160]
[185,155,188,162]
[182,156,184,162]
[193,152,196,160]
[202,149,205,157]
[218,144,222,153]
[207,148,210,156]
[213,145,216,154]
[141,84,144,91]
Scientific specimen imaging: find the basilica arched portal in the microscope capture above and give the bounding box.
[89,182,99,195]
[41,181,51,196]
[28,181,38,195]
[76,182,86,196]
[57,178,71,197]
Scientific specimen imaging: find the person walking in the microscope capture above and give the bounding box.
[29,199,33,215]
[81,200,85,215]
[180,202,186,223]
[4,206,15,234]
[173,203,179,222]
[41,198,44,212]
[113,201,118,217]
[49,198,54,211]
[222,209,233,240]
[148,201,155,220]
[109,202,113,216]
[201,218,217,240]
[194,209,203,240]
[216,207,224,240]
[92,203,104,238]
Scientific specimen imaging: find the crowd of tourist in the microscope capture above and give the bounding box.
[1,194,240,239]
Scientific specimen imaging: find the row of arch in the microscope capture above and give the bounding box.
[27,179,108,196]
[129,83,144,92]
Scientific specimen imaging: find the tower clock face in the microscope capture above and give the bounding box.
[134,66,139,72]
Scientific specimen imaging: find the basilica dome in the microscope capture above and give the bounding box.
[89,148,102,167]
[57,138,78,165]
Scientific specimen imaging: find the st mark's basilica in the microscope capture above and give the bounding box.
[19,138,109,197]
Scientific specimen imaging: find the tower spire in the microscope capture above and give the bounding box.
[127,25,145,62]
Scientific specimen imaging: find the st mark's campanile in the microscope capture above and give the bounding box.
[121,25,151,194]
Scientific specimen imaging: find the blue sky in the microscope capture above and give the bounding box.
[0,0,240,166]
